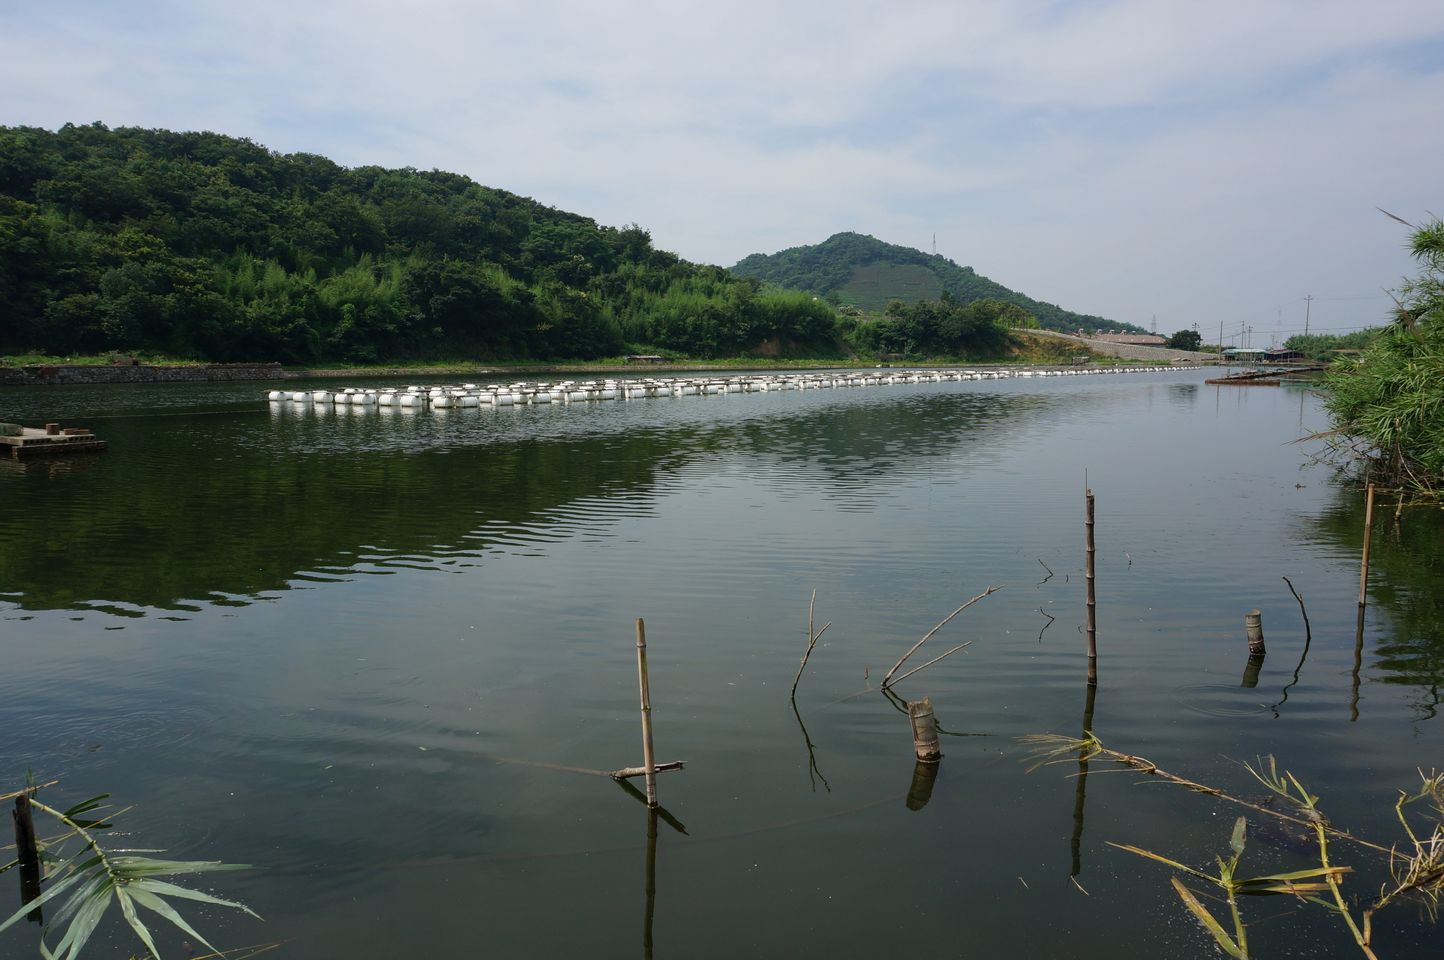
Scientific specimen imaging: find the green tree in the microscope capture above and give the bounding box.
[1166,329,1203,350]
[1321,215,1444,490]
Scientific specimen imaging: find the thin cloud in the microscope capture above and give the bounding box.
[1,0,1440,329]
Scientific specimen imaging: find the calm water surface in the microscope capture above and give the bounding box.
[2,370,1441,958]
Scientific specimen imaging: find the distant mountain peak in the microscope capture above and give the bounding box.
[733,233,1137,334]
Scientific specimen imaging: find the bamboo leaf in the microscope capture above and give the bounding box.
[110,856,252,877]
[45,871,111,931]
[131,877,262,919]
[46,889,112,960]
[127,884,225,958]
[60,796,110,819]
[1171,877,1248,959]
[115,887,162,960]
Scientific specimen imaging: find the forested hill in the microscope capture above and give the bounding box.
[0,123,834,362]
[733,232,1138,333]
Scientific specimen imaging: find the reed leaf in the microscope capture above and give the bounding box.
[1170,877,1247,959]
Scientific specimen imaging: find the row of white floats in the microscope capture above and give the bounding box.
[266,366,1186,409]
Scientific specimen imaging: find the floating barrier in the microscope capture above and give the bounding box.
[267,366,1192,415]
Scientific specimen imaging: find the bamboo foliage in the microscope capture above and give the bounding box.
[0,788,256,960]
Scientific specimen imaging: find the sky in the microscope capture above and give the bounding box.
[4,0,1443,341]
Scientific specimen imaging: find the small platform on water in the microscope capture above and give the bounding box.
[1,424,108,459]
[1206,364,1323,387]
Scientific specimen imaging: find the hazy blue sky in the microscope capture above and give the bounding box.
[5,0,1442,340]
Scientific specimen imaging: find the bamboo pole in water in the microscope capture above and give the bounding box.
[635,618,658,808]
[1244,609,1266,656]
[1085,489,1098,684]
[907,697,942,762]
[1358,483,1376,609]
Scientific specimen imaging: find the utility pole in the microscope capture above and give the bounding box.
[1304,294,1313,336]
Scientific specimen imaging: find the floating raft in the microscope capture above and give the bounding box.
[1,423,108,459]
[266,366,1189,412]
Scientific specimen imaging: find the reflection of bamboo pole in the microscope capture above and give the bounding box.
[643,807,658,960]
[1069,681,1098,881]
[1358,483,1376,609]
[635,618,658,808]
[905,759,940,811]
[13,793,43,923]
[1085,489,1097,684]
[1351,607,1365,723]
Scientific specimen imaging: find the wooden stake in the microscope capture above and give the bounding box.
[635,618,658,808]
[1358,483,1376,608]
[1244,609,1266,656]
[907,697,942,763]
[13,793,42,923]
[1085,488,1098,683]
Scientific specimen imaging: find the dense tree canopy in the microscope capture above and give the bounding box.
[0,123,838,362]
[1166,329,1203,351]
[1284,328,1381,361]
[847,296,1031,357]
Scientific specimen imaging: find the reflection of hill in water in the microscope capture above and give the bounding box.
[0,389,1064,613]
[1308,489,1444,716]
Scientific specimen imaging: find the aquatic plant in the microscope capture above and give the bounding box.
[1,783,258,960]
[1024,734,1444,958]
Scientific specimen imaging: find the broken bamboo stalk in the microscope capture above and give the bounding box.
[791,590,831,699]
[886,640,973,687]
[1244,609,1266,656]
[908,697,942,763]
[611,761,686,780]
[636,617,658,808]
[882,586,1000,687]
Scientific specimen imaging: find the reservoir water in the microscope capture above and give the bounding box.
[2,369,1440,958]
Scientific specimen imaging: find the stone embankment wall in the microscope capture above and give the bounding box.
[0,363,284,386]
[1026,330,1218,362]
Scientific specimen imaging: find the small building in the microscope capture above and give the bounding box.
[1264,348,1304,363]
[624,355,667,365]
[1223,347,1266,362]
